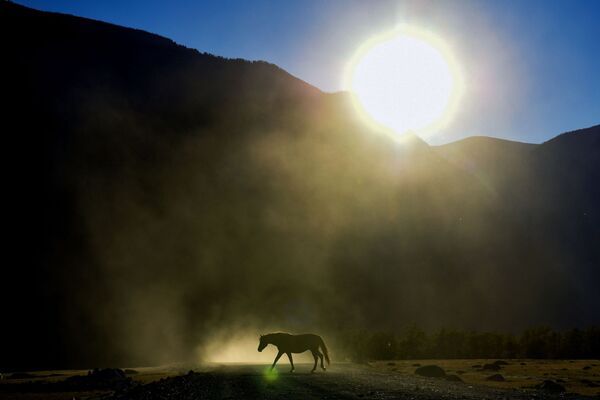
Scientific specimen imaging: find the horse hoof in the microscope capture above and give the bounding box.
[322,368,327,371]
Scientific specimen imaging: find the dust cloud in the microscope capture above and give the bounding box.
[55,93,594,368]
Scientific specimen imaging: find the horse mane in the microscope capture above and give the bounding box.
[263,332,288,338]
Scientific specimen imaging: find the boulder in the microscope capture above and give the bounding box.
[581,379,600,388]
[445,374,463,383]
[482,363,501,371]
[415,365,446,378]
[535,380,566,393]
[65,368,131,390]
[8,372,36,379]
[486,374,505,381]
[124,369,139,375]
[89,368,126,380]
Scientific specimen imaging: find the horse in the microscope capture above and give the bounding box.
[258,333,330,373]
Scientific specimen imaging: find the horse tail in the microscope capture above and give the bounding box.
[319,336,331,365]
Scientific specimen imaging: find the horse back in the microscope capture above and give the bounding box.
[276,333,321,353]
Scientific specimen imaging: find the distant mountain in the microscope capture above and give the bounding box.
[2,1,599,370]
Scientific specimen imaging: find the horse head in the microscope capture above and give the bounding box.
[258,334,268,352]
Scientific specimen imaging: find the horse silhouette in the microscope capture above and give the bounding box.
[258,333,330,372]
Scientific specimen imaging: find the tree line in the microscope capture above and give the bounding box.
[338,326,600,361]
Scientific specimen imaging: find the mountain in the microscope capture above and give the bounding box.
[2,1,599,370]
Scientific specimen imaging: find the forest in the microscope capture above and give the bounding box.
[340,326,600,361]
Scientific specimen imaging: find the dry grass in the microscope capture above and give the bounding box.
[370,359,600,396]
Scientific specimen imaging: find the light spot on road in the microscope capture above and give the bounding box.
[263,367,279,382]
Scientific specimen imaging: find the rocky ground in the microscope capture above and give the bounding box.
[2,363,598,400]
[103,363,598,400]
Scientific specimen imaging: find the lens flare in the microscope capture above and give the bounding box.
[345,25,463,140]
[263,366,279,382]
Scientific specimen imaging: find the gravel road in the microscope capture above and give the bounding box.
[105,363,595,400]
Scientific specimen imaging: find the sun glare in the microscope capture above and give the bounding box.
[346,26,463,139]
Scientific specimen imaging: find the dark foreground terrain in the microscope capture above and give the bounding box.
[2,362,599,400]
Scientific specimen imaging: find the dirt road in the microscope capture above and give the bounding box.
[106,363,591,399]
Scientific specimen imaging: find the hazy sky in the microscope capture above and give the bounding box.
[17,0,600,144]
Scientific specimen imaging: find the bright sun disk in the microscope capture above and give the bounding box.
[346,26,463,139]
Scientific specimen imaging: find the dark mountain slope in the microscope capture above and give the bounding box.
[434,136,537,200]
[434,135,536,170]
[433,126,600,328]
[2,0,322,370]
[2,2,599,370]
[527,126,600,281]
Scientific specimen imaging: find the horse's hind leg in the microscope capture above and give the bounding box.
[310,350,318,373]
[317,350,326,371]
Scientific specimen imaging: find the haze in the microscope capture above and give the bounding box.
[2,1,599,375]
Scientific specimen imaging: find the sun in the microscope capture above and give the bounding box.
[345,26,463,139]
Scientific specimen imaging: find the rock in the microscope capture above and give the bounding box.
[65,368,131,390]
[415,365,446,378]
[535,380,566,393]
[445,374,463,383]
[486,374,505,381]
[580,379,599,388]
[124,369,139,375]
[92,368,126,380]
[583,365,592,370]
[520,362,526,365]
[386,362,396,366]
[412,363,421,367]
[456,370,466,375]
[493,360,509,366]
[8,372,36,379]
[482,363,501,371]
[471,364,481,369]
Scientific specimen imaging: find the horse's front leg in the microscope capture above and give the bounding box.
[270,351,283,371]
[286,352,295,372]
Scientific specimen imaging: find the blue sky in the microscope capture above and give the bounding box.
[16,0,600,144]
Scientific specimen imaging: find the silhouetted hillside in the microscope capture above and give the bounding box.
[2,1,599,370]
